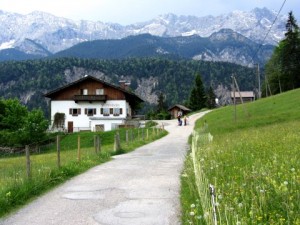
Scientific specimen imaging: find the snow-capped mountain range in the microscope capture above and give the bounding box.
[0,7,287,56]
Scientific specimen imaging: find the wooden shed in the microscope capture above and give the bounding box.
[231,91,255,104]
[168,104,191,119]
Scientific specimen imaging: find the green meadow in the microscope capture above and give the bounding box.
[0,126,167,218]
[181,89,300,225]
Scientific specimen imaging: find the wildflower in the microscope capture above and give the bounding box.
[283,181,288,185]
[204,212,210,218]
[190,211,195,216]
[260,189,265,193]
[218,194,223,199]
[291,168,295,172]
[196,215,202,220]
[190,204,195,208]
[181,173,188,177]
[237,222,241,225]
[238,203,243,208]
[215,202,220,207]
[6,191,11,197]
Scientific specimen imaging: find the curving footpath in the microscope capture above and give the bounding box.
[0,111,209,225]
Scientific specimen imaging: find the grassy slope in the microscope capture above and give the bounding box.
[181,89,300,224]
[198,88,300,135]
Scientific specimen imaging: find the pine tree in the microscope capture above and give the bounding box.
[188,73,207,111]
[206,86,216,109]
[280,11,300,89]
[265,11,300,93]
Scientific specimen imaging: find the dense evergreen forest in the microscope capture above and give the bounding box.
[0,57,257,117]
[265,12,300,95]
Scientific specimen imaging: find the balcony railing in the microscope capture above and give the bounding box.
[73,95,107,103]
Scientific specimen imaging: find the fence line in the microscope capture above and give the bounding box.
[191,129,217,225]
[1,127,166,189]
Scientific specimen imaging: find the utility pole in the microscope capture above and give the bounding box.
[232,75,236,122]
[257,63,261,99]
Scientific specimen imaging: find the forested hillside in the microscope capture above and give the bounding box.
[0,57,257,117]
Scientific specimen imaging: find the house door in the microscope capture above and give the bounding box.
[68,121,73,133]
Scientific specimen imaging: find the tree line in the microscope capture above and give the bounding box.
[0,57,257,118]
[264,11,300,95]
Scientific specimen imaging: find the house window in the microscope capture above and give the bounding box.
[101,108,110,116]
[81,89,88,95]
[96,89,104,95]
[69,108,81,116]
[85,108,96,116]
[113,108,123,116]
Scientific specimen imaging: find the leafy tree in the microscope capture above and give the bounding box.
[188,73,207,111]
[21,109,49,145]
[0,99,48,147]
[0,98,28,131]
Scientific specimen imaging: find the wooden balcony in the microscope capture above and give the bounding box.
[73,95,107,103]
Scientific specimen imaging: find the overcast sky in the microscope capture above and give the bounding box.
[0,0,299,25]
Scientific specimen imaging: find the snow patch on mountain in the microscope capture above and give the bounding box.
[0,40,15,50]
[0,7,287,56]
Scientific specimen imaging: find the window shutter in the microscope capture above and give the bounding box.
[93,108,96,115]
[69,108,72,115]
[85,108,87,114]
[78,108,81,114]
[120,108,123,115]
[110,108,113,114]
[100,108,103,114]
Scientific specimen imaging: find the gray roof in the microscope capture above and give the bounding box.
[231,91,255,98]
[168,104,191,111]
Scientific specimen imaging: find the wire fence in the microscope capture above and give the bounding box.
[191,127,217,225]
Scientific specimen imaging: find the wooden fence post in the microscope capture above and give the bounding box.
[142,128,144,140]
[57,135,61,168]
[77,135,81,162]
[94,135,97,153]
[131,129,134,142]
[146,128,149,140]
[114,131,121,151]
[25,145,31,179]
[126,130,129,144]
[97,135,101,153]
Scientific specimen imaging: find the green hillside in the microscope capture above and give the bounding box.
[199,88,300,134]
[181,89,300,224]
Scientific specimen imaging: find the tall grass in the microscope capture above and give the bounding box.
[181,89,300,225]
[0,127,167,218]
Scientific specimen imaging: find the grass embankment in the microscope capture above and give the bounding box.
[181,89,300,225]
[0,125,167,218]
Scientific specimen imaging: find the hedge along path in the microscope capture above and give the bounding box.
[0,111,209,225]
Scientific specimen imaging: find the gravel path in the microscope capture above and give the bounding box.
[0,111,208,225]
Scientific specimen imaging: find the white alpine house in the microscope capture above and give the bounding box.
[44,75,143,132]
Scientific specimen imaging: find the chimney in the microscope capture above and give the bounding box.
[119,80,130,90]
